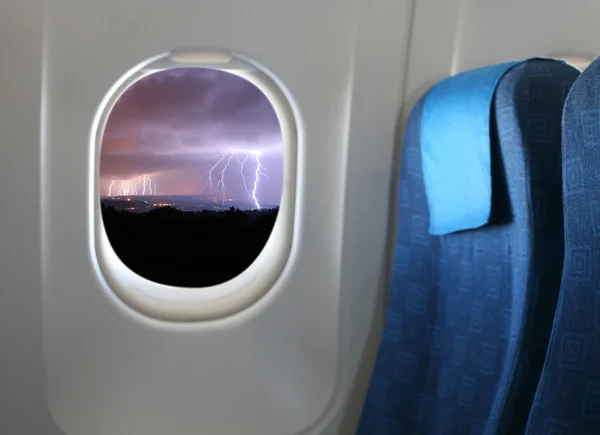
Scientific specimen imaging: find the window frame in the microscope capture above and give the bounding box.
[89,50,298,322]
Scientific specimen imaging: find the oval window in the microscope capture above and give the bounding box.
[99,67,284,288]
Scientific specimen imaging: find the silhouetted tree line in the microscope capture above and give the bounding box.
[101,204,279,287]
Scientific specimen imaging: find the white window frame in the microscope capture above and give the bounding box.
[89,50,298,322]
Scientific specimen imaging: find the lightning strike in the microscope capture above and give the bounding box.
[119,180,130,196]
[235,154,249,199]
[106,174,158,197]
[216,153,235,205]
[200,150,271,210]
[200,154,227,198]
[134,176,142,195]
[251,152,271,210]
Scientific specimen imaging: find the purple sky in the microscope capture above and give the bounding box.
[100,68,283,206]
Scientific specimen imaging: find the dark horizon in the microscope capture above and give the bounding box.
[100,193,281,211]
[102,203,279,287]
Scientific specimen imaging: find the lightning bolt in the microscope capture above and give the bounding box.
[216,153,235,205]
[119,180,129,196]
[251,152,271,210]
[200,154,228,199]
[236,153,249,198]
[106,174,158,197]
[200,150,271,210]
[141,174,157,195]
[134,176,142,195]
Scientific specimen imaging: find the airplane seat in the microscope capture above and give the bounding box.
[525,56,600,435]
[357,59,580,434]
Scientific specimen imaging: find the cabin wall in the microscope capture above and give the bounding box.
[0,1,62,434]
[1,0,599,434]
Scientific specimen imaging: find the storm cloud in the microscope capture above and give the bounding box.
[100,67,283,204]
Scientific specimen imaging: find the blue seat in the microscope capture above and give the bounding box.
[357,59,580,435]
[525,57,600,435]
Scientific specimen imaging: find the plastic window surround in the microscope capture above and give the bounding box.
[89,50,298,322]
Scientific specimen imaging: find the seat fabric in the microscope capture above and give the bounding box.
[357,60,580,435]
[525,56,600,435]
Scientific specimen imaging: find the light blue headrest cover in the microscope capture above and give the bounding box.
[421,58,563,235]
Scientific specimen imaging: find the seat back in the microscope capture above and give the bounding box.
[525,57,600,435]
[357,59,580,435]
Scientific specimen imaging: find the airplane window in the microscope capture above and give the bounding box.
[99,67,283,288]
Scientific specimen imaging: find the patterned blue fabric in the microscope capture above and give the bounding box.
[525,57,600,435]
[357,60,580,435]
[421,60,521,235]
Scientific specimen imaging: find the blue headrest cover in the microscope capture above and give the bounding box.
[421,58,563,235]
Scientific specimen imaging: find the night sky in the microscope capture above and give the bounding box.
[100,68,283,206]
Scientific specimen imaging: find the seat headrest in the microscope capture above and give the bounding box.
[420,58,566,235]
